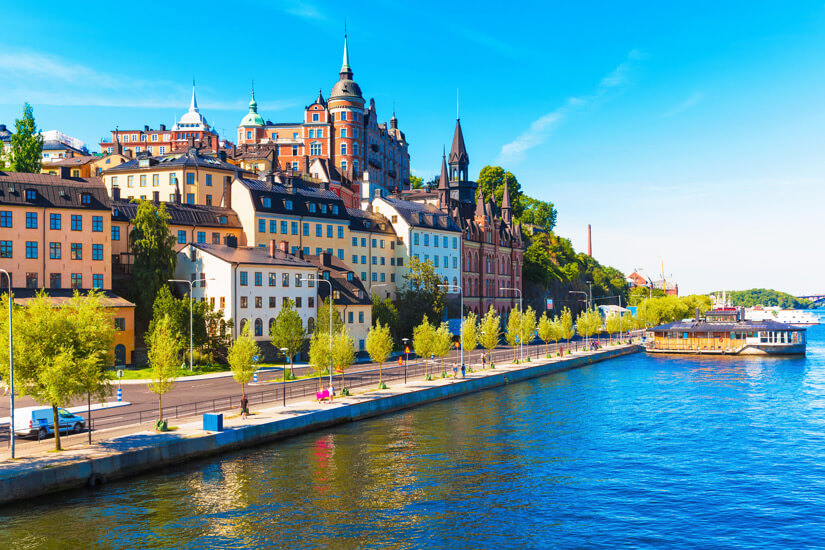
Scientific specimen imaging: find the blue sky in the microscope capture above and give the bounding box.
[2,1,824,296]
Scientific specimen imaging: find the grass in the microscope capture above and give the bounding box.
[114,363,230,380]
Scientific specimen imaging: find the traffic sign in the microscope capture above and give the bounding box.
[117,369,124,379]
[405,346,410,353]
[252,355,259,363]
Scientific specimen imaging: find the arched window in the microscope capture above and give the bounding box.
[269,318,275,333]
[254,318,263,337]
[240,318,248,333]
[307,317,316,333]
[310,142,322,156]
[341,160,347,173]
[453,276,458,287]
[352,159,359,174]
[340,142,347,156]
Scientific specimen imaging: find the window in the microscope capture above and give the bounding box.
[372,272,378,282]
[371,256,377,265]
[268,273,277,287]
[341,160,347,172]
[285,200,293,211]
[92,274,103,289]
[50,273,61,289]
[359,312,364,324]
[361,255,367,264]
[71,243,82,260]
[212,232,220,244]
[453,257,458,269]
[280,220,288,234]
[254,272,262,286]
[177,230,186,244]
[337,249,344,259]
[434,256,440,267]
[240,296,248,308]
[127,176,134,188]
[262,197,272,208]
[206,174,212,187]
[309,296,315,308]
[140,175,147,187]
[413,233,419,246]
[240,272,248,286]
[111,225,120,241]
[25,273,37,289]
[71,273,82,289]
[424,234,429,246]
[453,237,458,249]
[258,219,266,233]
[255,296,262,308]
[326,225,333,238]
[434,235,439,248]
[352,255,358,264]
[92,244,103,261]
[186,173,195,185]
[308,203,317,213]
[308,276,315,288]
[81,193,91,205]
[159,146,166,154]
[291,221,298,235]
[254,318,263,336]
[269,296,277,308]
[292,145,299,157]
[341,143,347,156]
[295,273,302,287]
[50,213,61,230]
[303,223,310,236]
[0,241,11,258]
[0,211,11,227]
[348,312,354,324]
[220,297,225,309]
[332,205,338,215]
[187,193,195,205]
[196,231,205,244]
[26,212,37,229]
[26,241,38,259]
[205,195,212,206]
[282,273,289,287]
[353,143,359,157]
[92,216,103,232]
[380,273,386,282]
[337,226,344,239]
[310,142,322,156]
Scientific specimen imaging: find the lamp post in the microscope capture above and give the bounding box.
[569,291,588,350]
[402,337,410,384]
[500,287,522,363]
[168,277,214,372]
[280,347,289,407]
[0,269,13,459]
[438,283,463,368]
[302,275,333,389]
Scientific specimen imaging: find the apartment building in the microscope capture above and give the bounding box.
[345,207,398,298]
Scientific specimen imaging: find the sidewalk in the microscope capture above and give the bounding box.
[0,401,131,426]
[118,366,287,385]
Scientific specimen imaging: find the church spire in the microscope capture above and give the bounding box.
[448,117,469,181]
[189,80,199,112]
[501,176,512,223]
[340,31,353,80]
[438,148,450,211]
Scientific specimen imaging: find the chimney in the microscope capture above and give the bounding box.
[59,166,72,179]
[152,191,160,203]
[144,125,149,132]
[224,235,238,248]
[279,240,288,253]
[0,124,5,132]
[125,149,133,159]
[587,224,592,257]
[321,251,332,266]
[297,248,304,259]
[270,239,278,258]
[112,186,121,201]
[160,124,166,131]
[695,307,701,322]
[174,187,181,205]
[217,150,226,162]
[223,176,232,209]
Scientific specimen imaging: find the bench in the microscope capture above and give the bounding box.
[315,389,330,402]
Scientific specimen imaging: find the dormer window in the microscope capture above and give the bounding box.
[320,204,327,214]
[323,271,330,280]
[364,221,371,228]
[333,290,341,300]
[219,216,227,224]
[346,272,353,281]
[25,189,36,201]
[80,193,91,205]
[308,203,316,213]
[138,159,150,168]
[262,197,272,208]
[285,200,293,211]
[419,213,424,224]
[332,205,338,215]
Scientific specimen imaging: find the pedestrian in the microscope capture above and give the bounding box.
[482,354,487,369]
[452,362,458,378]
[240,395,249,420]
[461,363,466,378]
[328,383,335,403]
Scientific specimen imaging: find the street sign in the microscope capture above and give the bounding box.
[252,355,259,363]
[405,346,410,354]
[547,298,554,310]
[116,369,124,379]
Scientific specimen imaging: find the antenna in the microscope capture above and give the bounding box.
[456,88,460,119]
[344,17,347,37]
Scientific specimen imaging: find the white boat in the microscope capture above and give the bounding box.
[744,307,820,326]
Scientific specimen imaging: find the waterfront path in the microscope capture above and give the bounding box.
[0,343,641,506]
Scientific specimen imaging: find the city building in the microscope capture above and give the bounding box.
[101,143,240,207]
[345,207,398,298]
[304,252,372,351]
[626,269,652,289]
[0,124,11,165]
[99,85,223,155]
[175,241,318,342]
[41,155,96,178]
[236,35,410,206]
[41,138,86,162]
[0,171,112,291]
[652,277,679,296]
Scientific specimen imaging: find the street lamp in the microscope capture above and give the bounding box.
[438,283,463,368]
[168,277,214,372]
[279,347,289,407]
[500,287,523,363]
[301,275,333,389]
[401,337,410,384]
[569,291,588,350]
[0,269,14,459]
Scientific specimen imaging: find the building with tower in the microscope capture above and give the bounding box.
[235,35,410,208]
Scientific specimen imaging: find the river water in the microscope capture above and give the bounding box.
[2,322,824,549]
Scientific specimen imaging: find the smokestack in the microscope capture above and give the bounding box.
[587,224,592,257]
[112,186,121,201]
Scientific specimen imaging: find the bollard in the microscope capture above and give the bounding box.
[117,387,122,402]
[254,371,258,384]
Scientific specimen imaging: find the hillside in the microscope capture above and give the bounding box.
[718,288,812,309]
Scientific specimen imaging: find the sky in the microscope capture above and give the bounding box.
[1,0,824,296]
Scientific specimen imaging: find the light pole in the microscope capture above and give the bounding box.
[438,283,463,368]
[586,281,593,311]
[0,269,14,459]
[500,287,522,363]
[280,347,289,407]
[302,275,333,389]
[569,291,588,350]
[168,277,214,372]
[402,337,410,384]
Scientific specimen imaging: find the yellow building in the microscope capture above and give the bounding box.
[345,207,399,299]
[102,144,242,208]
[0,172,112,291]
[226,145,277,175]
[41,156,96,178]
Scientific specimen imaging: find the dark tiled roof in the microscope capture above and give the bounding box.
[0,171,109,210]
[43,156,96,167]
[237,175,348,220]
[111,199,242,228]
[651,319,805,332]
[345,208,396,235]
[303,254,371,306]
[449,118,468,165]
[380,196,461,232]
[10,289,134,308]
[42,140,86,155]
[189,243,316,268]
[0,124,11,142]
[105,147,238,173]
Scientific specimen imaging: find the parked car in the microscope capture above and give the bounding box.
[13,407,85,439]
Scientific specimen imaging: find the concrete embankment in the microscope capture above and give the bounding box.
[0,345,641,506]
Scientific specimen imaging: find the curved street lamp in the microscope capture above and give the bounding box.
[168,277,214,372]
[301,275,334,389]
[0,269,14,459]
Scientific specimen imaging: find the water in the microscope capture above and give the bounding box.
[2,323,824,549]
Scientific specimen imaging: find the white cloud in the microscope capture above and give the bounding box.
[661,92,704,118]
[284,1,326,20]
[498,50,644,164]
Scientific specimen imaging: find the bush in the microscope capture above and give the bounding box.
[490,363,496,369]
[378,381,387,390]
[154,419,168,432]
[341,388,350,397]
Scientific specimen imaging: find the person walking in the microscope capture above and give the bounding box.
[482,354,487,369]
[452,362,458,378]
[461,363,466,378]
[240,395,249,420]
[328,383,335,403]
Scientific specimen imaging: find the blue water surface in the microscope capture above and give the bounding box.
[1,323,824,549]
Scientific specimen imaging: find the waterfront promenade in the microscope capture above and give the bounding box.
[0,343,640,506]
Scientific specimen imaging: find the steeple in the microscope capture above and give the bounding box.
[501,176,512,223]
[189,80,199,113]
[315,89,326,106]
[340,33,353,80]
[448,118,469,181]
[438,148,450,211]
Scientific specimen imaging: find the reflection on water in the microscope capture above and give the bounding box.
[2,324,824,549]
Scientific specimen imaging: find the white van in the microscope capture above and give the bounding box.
[13,407,85,439]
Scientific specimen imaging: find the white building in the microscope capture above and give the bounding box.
[371,195,462,292]
[175,241,318,341]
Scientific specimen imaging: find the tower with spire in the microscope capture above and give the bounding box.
[448,118,469,182]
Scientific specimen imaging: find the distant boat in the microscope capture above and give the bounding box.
[744,307,820,327]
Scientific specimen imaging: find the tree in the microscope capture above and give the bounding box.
[409,175,424,189]
[204,307,233,362]
[432,322,454,375]
[333,327,355,392]
[365,321,393,387]
[315,296,344,336]
[0,139,5,169]
[605,312,623,341]
[537,314,554,353]
[130,201,177,320]
[620,313,634,338]
[476,165,523,219]
[520,196,558,232]
[479,306,502,365]
[146,285,208,350]
[559,307,575,352]
[576,308,602,345]
[461,312,479,369]
[0,291,115,451]
[270,298,306,377]
[371,293,399,343]
[308,332,331,391]
[397,256,446,341]
[228,321,260,403]
[146,314,182,427]
[521,306,538,358]
[505,308,522,361]
[10,103,43,173]
[412,316,436,377]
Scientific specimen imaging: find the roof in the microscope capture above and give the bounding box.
[0,171,109,210]
[0,124,11,143]
[43,156,96,167]
[240,91,265,127]
[346,207,396,234]
[236,174,348,219]
[105,147,237,173]
[651,319,805,332]
[304,253,371,307]
[380,196,462,232]
[187,243,316,268]
[10,289,134,308]
[111,199,242,229]
[448,118,469,166]
[43,140,86,155]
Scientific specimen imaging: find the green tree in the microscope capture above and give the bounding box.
[720,288,812,309]
[0,139,6,169]
[10,103,43,173]
[461,312,479,369]
[371,293,399,343]
[228,322,260,402]
[308,332,331,391]
[270,298,306,377]
[412,316,436,377]
[576,308,602,345]
[409,174,424,189]
[0,291,115,451]
[432,322,454,375]
[537,314,554,353]
[520,196,558,232]
[620,313,634,338]
[397,256,446,339]
[333,327,355,392]
[130,201,177,320]
[146,285,208,351]
[146,314,182,427]
[315,296,344,336]
[559,307,575,342]
[366,321,393,387]
[479,306,502,365]
[521,306,538,359]
[476,165,523,219]
[605,312,622,341]
[506,308,522,361]
[204,307,233,362]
